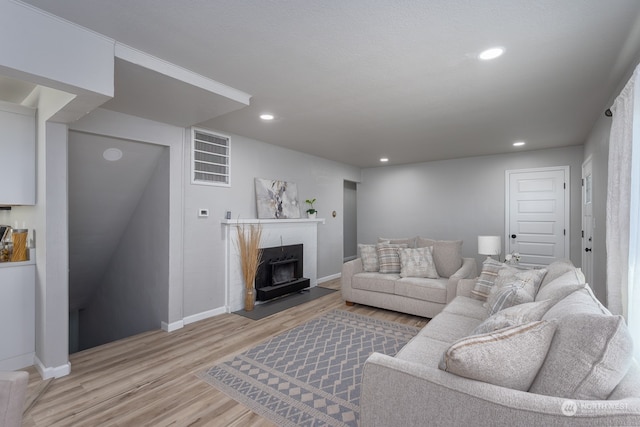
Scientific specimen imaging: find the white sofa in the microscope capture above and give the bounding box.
[359,260,640,426]
[342,237,477,318]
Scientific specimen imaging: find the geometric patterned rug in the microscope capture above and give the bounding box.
[198,309,420,426]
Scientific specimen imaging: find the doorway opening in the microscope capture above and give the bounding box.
[343,180,358,262]
[68,131,170,352]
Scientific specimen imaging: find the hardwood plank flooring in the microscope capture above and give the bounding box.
[22,280,428,426]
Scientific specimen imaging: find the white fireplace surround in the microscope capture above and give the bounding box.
[222,218,324,312]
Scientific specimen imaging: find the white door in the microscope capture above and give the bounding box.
[582,157,594,284]
[505,167,570,266]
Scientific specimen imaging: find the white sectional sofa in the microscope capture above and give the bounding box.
[359,259,640,426]
[341,236,477,318]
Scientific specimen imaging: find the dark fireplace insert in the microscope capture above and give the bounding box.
[255,243,310,301]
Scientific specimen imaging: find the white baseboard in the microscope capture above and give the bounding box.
[318,272,341,283]
[35,356,70,379]
[161,319,184,332]
[184,306,227,325]
[0,352,34,371]
[161,306,229,332]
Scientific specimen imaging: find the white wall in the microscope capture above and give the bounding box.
[182,130,361,317]
[357,145,584,281]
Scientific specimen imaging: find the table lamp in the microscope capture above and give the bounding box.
[478,235,501,260]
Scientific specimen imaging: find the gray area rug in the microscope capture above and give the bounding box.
[198,309,420,426]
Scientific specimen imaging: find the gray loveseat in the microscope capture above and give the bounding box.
[342,237,477,318]
[360,260,640,426]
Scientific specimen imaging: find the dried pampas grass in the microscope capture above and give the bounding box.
[236,223,263,310]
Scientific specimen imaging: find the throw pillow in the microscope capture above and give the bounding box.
[439,320,557,391]
[358,244,380,272]
[494,267,548,297]
[472,299,555,335]
[535,269,586,302]
[376,243,408,274]
[433,240,463,278]
[485,282,536,316]
[416,236,436,248]
[399,246,439,278]
[529,313,633,400]
[378,236,416,248]
[471,258,507,301]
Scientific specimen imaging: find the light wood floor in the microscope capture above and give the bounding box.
[21,279,428,426]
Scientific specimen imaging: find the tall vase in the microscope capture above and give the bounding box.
[244,287,255,311]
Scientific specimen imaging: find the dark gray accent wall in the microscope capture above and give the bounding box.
[78,147,170,350]
[343,180,358,261]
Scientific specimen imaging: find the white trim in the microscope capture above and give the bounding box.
[115,43,251,105]
[0,352,34,371]
[35,356,71,379]
[318,273,341,283]
[161,320,184,332]
[183,307,227,325]
[222,218,326,225]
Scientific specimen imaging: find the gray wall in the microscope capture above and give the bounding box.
[583,115,612,305]
[357,145,584,277]
[343,180,358,261]
[182,130,361,318]
[79,148,170,349]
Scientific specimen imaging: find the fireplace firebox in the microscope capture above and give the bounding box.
[255,244,310,301]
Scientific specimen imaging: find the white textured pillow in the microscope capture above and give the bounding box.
[358,244,379,272]
[494,267,548,297]
[399,247,439,278]
[439,321,557,391]
[472,299,555,335]
[485,283,535,316]
[529,314,633,399]
[485,268,548,315]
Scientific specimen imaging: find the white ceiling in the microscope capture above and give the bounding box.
[18,0,640,168]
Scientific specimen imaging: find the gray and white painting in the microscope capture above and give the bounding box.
[255,178,301,219]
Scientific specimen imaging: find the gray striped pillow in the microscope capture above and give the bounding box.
[376,243,408,274]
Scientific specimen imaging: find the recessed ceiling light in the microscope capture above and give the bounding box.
[513,141,526,147]
[478,47,505,61]
[380,157,389,162]
[260,113,275,121]
[103,148,123,161]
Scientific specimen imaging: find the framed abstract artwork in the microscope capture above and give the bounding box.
[254,178,301,219]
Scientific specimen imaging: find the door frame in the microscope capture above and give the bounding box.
[504,166,571,263]
[581,155,594,284]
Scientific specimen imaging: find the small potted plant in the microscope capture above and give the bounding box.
[305,198,317,219]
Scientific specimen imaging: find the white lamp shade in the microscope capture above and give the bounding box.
[478,235,501,256]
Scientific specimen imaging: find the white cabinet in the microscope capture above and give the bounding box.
[0,100,36,205]
[0,261,35,370]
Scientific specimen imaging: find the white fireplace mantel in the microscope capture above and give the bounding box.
[222,218,324,312]
[221,218,325,225]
